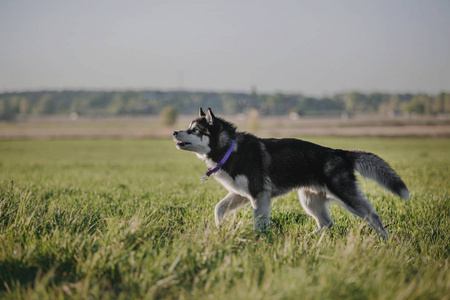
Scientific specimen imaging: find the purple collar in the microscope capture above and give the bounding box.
[201,139,235,181]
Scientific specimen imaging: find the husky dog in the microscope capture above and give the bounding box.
[173,108,409,238]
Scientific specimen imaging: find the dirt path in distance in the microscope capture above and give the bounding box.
[1,114,449,139]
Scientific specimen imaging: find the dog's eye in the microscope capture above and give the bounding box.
[188,128,198,134]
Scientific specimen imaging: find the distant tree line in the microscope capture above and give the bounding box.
[0,90,449,120]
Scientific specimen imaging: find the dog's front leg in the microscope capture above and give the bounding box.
[215,192,250,228]
[253,192,271,231]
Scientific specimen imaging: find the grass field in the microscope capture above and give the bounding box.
[0,137,449,299]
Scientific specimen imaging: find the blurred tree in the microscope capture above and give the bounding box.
[423,95,433,115]
[160,106,178,126]
[343,92,359,114]
[0,96,18,120]
[222,94,239,114]
[434,93,445,113]
[264,93,286,115]
[404,95,428,114]
[107,94,124,115]
[32,93,55,114]
[247,108,260,131]
[444,93,450,113]
[433,93,450,114]
[19,97,30,114]
[388,95,400,112]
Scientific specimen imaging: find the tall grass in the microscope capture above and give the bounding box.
[0,138,449,299]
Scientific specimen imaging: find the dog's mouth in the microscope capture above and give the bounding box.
[176,141,191,147]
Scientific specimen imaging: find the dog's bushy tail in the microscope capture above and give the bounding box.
[347,150,410,200]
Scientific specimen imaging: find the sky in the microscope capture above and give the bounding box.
[1,0,449,96]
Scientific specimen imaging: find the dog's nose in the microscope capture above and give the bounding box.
[173,131,178,136]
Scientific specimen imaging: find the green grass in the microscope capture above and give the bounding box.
[0,137,449,299]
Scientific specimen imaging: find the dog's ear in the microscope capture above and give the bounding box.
[206,108,215,125]
[199,107,206,117]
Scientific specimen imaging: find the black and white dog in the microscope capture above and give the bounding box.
[173,108,409,238]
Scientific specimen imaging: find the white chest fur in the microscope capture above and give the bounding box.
[196,153,253,200]
[214,172,253,200]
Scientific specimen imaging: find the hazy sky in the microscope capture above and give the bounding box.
[1,0,449,96]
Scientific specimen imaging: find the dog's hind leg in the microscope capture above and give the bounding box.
[298,188,333,233]
[327,182,389,239]
[215,192,250,228]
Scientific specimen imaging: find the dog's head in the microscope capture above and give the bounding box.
[172,107,215,155]
[173,107,236,156]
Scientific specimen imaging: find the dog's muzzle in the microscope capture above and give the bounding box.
[172,131,191,148]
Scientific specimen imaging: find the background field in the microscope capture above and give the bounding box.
[0,137,449,299]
